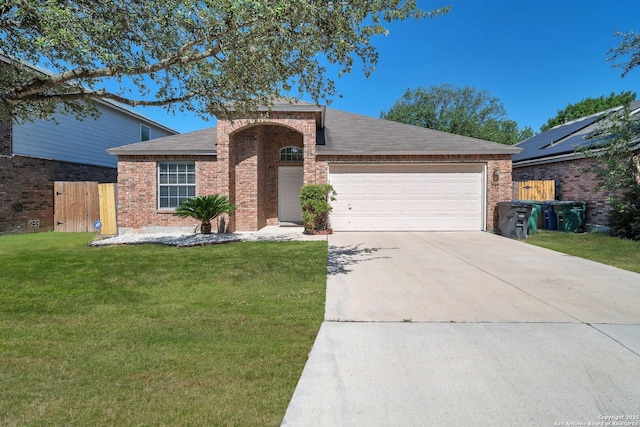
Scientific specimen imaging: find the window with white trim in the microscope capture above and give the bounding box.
[279,146,303,162]
[158,162,195,208]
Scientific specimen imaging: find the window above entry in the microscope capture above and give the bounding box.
[280,146,303,162]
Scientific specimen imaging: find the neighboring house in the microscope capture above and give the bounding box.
[0,99,176,233]
[512,101,640,230]
[108,100,519,234]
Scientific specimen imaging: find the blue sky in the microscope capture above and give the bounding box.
[136,0,640,134]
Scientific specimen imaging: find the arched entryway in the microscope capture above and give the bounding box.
[228,124,304,230]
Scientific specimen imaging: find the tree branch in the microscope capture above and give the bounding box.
[8,14,262,101]
[9,44,222,100]
[6,88,198,108]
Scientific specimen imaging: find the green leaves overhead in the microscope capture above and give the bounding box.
[608,29,640,77]
[0,0,450,122]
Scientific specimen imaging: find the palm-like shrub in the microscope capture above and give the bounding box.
[173,194,236,234]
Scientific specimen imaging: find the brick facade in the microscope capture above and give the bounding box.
[216,112,315,231]
[115,111,515,233]
[0,155,116,234]
[512,158,611,227]
[115,155,217,232]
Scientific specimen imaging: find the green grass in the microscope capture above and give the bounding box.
[525,230,640,273]
[0,233,328,426]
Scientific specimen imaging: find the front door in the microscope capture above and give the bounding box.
[278,166,304,223]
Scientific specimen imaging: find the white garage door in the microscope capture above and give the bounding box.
[328,164,485,231]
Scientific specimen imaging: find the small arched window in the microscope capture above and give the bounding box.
[280,146,303,162]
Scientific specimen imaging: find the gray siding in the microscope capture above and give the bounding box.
[12,104,174,168]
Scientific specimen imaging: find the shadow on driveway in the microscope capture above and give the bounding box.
[327,243,393,275]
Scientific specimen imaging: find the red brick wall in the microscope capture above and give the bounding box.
[227,124,305,230]
[116,155,218,232]
[315,154,514,232]
[512,158,610,226]
[218,113,313,231]
[0,155,116,234]
[233,128,260,230]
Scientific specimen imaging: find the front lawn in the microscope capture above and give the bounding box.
[0,233,327,426]
[525,231,640,273]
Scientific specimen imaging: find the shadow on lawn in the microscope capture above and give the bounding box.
[327,243,394,275]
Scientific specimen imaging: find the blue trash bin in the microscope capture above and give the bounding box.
[542,201,557,230]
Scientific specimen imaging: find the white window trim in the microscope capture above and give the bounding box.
[157,161,196,209]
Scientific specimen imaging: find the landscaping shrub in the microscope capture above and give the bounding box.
[299,184,336,233]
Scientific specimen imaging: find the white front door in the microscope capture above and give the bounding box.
[278,166,304,223]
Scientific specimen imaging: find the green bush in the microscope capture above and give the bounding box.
[577,105,640,240]
[608,183,640,240]
[299,184,336,232]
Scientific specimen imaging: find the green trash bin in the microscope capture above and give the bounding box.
[553,201,586,232]
[518,200,541,235]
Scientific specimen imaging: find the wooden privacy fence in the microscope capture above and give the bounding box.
[54,182,117,234]
[98,183,117,234]
[513,180,556,201]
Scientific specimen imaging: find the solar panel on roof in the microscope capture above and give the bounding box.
[513,115,601,162]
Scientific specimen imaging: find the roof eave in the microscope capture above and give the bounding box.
[108,149,217,156]
[93,99,179,134]
[514,139,640,167]
[513,152,584,167]
[317,148,521,156]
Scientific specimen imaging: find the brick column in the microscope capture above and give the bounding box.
[303,120,317,185]
[216,120,235,231]
[234,130,259,231]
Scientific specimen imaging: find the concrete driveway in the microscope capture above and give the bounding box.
[282,232,640,426]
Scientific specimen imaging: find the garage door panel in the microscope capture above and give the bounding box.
[329,164,484,231]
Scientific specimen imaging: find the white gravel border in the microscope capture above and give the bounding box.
[89,230,327,247]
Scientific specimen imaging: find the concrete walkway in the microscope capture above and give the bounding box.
[282,232,640,426]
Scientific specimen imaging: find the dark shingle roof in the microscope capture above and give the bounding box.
[108,105,521,156]
[107,127,217,156]
[319,108,520,155]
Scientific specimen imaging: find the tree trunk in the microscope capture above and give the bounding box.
[201,221,212,234]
